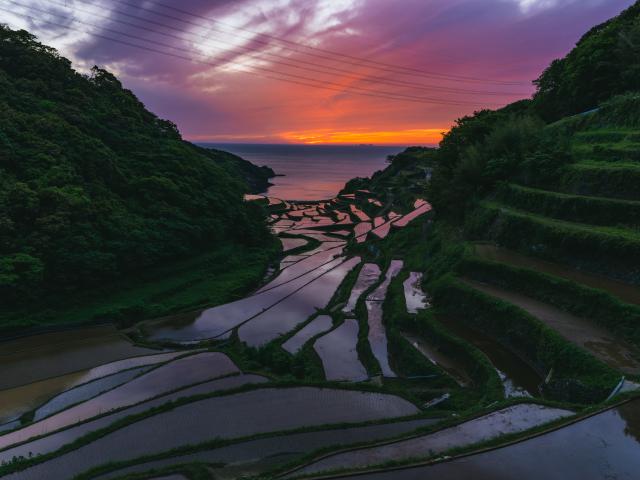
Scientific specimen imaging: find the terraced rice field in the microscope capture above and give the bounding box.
[96,419,438,480]
[464,279,640,374]
[403,272,429,313]
[334,400,640,480]
[3,388,419,479]
[343,264,382,314]
[315,320,368,381]
[0,352,238,449]
[0,374,268,463]
[282,315,333,354]
[239,257,361,346]
[288,404,573,476]
[15,189,620,480]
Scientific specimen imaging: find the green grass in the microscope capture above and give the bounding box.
[498,183,640,228]
[0,239,280,335]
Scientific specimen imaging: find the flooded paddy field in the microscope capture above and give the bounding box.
[2,387,419,480]
[315,320,369,381]
[402,332,471,387]
[32,365,151,422]
[96,419,438,480]
[0,374,268,463]
[337,399,640,480]
[0,352,238,449]
[0,349,183,427]
[435,315,542,397]
[282,315,333,354]
[12,188,625,480]
[403,272,429,313]
[0,325,158,390]
[465,279,640,375]
[289,403,573,476]
[343,263,382,314]
[238,257,361,346]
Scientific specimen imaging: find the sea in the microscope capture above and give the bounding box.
[200,143,404,201]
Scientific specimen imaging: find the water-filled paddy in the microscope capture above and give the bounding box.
[364,261,403,378]
[0,374,268,463]
[280,237,309,252]
[403,272,429,313]
[0,351,183,425]
[0,326,157,390]
[147,251,345,342]
[0,352,238,449]
[402,333,471,387]
[315,320,369,381]
[291,403,572,476]
[436,315,542,397]
[282,315,333,354]
[354,222,372,243]
[33,366,150,422]
[97,419,438,480]
[393,202,432,228]
[336,400,640,480]
[4,387,419,480]
[343,263,382,314]
[239,257,361,346]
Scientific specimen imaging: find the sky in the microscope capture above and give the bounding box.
[2,0,636,145]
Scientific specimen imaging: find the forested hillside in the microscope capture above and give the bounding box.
[0,26,276,330]
[352,1,640,403]
[532,0,640,121]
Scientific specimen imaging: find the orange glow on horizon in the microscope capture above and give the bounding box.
[186,127,449,145]
[278,128,448,145]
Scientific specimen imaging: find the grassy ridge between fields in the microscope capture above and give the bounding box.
[457,256,640,349]
[465,201,640,284]
[430,275,618,403]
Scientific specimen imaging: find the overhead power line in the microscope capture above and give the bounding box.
[3,6,506,106]
[42,0,528,98]
[5,2,513,107]
[98,0,529,86]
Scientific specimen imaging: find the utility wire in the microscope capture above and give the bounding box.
[5,3,508,107]
[41,0,528,97]
[80,0,530,86]
[3,7,507,106]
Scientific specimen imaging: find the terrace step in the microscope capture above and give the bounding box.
[561,161,640,200]
[498,183,640,228]
[573,129,640,144]
[461,279,640,375]
[473,243,640,306]
[473,202,640,284]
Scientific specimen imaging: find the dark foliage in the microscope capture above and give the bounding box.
[0,26,273,307]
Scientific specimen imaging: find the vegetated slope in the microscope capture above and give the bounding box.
[0,26,275,327]
[532,0,640,121]
[351,2,640,403]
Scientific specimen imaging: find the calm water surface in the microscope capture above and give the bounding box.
[202,144,403,200]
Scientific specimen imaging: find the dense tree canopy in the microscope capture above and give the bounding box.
[0,26,274,305]
[532,1,640,121]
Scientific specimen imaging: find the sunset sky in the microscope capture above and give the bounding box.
[3,0,635,145]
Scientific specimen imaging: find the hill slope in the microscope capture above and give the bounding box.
[347,2,640,403]
[0,26,276,330]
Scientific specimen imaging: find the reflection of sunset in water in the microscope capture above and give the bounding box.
[205,144,404,200]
